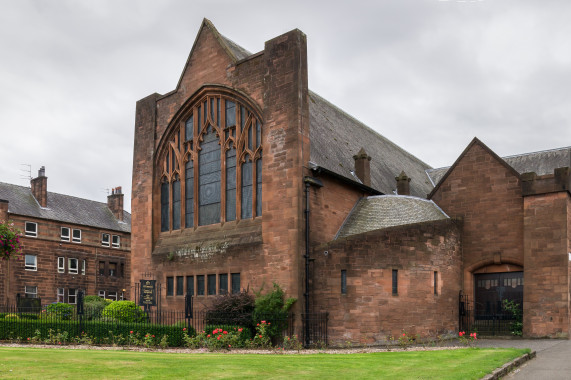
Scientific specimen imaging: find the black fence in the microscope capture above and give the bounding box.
[459,292,516,336]
[0,303,327,346]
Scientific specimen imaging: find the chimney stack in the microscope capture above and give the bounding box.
[353,148,371,187]
[31,166,48,207]
[395,171,411,196]
[107,186,124,221]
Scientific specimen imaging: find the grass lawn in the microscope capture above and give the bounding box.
[0,347,528,379]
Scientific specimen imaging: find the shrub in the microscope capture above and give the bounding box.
[44,303,75,320]
[205,291,255,327]
[84,296,108,320]
[253,283,296,340]
[503,299,523,336]
[101,301,146,323]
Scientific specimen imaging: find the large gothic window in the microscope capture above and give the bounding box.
[159,93,262,231]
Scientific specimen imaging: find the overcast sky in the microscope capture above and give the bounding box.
[1,0,570,212]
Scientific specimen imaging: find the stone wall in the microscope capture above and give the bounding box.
[312,219,462,346]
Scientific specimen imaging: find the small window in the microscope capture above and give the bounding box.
[61,227,70,242]
[392,269,398,295]
[25,255,37,271]
[68,258,78,274]
[219,273,228,295]
[57,288,65,303]
[186,276,194,296]
[166,277,174,296]
[207,274,216,295]
[72,229,81,243]
[68,289,77,304]
[197,275,205,296]
[25,285,38,298]
[434,271,438,295]
[341,270,347,295]
[82,260,86,275]
[57,257,65,273]
[99,261,105,276]
[101,233,110,247]
[109,262,117,277]
[25,222,37,237]
[112,235,120,248]
[231,273,240,294]
[107,291,117,301]
[98,290,105,299]
[176,276,184,296]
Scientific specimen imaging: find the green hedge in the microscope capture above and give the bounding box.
[0,319,196,347]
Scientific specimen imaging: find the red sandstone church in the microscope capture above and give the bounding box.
[125,19,570,345]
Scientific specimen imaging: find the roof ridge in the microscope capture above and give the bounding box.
[308,90,432,169]
[502,145,571,160]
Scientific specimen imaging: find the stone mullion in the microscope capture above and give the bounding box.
[179,121,187,231]
[220,97,227,223]
[236,105,243,221]
[193,107,199,229]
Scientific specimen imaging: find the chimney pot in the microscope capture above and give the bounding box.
[31,166,48,207]
[107,185,124,221]
[395,171,411,196]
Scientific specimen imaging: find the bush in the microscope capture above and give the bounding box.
[253,283,296,340]
[101,301,146,323]
[205,292,255,327]
[84,296,109,320]
[44,303,75,320]
[503,299,523,336]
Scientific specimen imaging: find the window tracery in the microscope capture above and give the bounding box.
[159,93,262,232]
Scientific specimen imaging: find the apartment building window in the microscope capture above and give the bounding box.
[25,285,38,298]
[166,277,174,296]
[72,229,81,243]
[196,275,205,296]
[57,257,65,273]
[99,261,105,276]
[98,290,105,298]
[341,270,347,295]
[109,262,117,277]
[25,255,37,271]
[219,273,228,294]
[82,260,86,275]
[231,273,240,294]
[434,271,438,295]
[392,269,398,295]
[207,274,216,295]
[101,233,110,247]
[68,289,77,304]
[112,235,120,248]
[57,288,65,302]
[107,291,117,301]
[186,276,194,296]
[68,258,78,274]
[25,222,37,237]
[61,227,70,242]
[175,276,183,296]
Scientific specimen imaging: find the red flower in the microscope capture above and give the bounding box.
[217,336,221,340]
[259,335,263,338]
[213,329,218,334]
[402,333,406,337]
[228,344,231,348]
[223,331,228,335]
[183,328,186,331]
[152,335,155,338]
[238,328,243,332]
[207,334,211,338]
[257,323,259,326]
[27,337,30,341]
[130,331,133,334]
[261,320,266,324]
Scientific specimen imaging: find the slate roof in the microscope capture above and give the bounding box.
[210,21,434,198]
[308,92,433,198]
[426,146,571,186]
[336,195,449,239]
[0,182,130,233]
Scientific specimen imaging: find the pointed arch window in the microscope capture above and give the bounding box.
[159,93,262,231]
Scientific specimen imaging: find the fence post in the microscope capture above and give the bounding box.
[185,294,193,333]
[77,290,84,335]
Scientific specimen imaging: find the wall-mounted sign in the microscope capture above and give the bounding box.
[139,280,156,306]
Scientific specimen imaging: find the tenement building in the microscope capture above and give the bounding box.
[131,19,571,344]
[0,167,131,305]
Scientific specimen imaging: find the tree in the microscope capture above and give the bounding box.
[0,220,22,305]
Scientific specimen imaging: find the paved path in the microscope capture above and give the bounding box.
[474,338,571,379]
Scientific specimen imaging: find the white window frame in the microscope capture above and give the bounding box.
[72,229,81,243]
[68,258,78,274]
[112,235,120,248]
[24,254,37,271]
[57,288,65,303]
[101,233,110,247]
[25,222,37,237]
[68,288,77,304]
[61,227,70,242]
[82,259,86,275]
[25,285,38,298]
[98,290,105,298]
[57,257,65,273]
[107,291,117,301]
